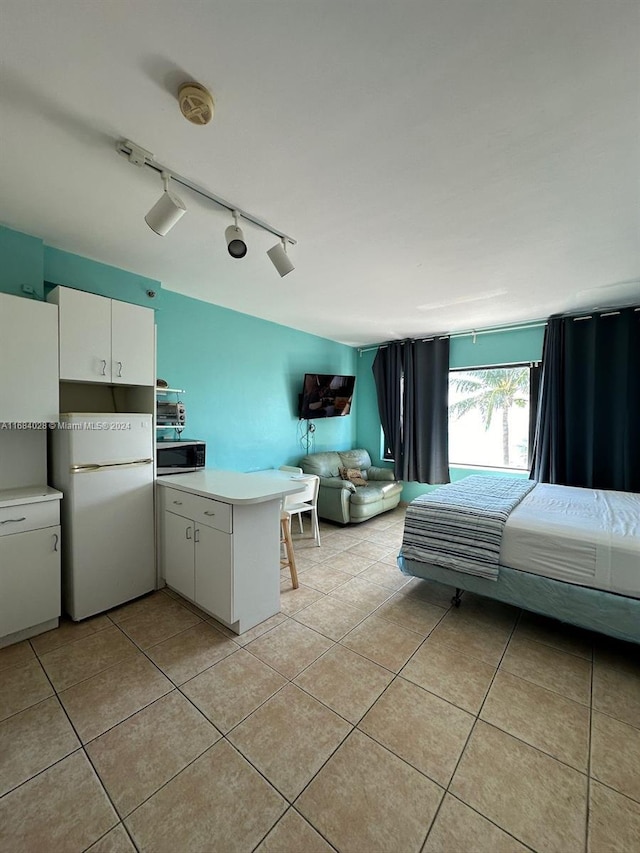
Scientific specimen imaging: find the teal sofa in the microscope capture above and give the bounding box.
[298,448,402,525]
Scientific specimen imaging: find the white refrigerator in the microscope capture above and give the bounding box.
[51,413,155,621]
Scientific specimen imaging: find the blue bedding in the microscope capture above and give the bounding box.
[400,475,536,580]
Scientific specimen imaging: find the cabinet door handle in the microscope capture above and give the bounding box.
[0,517,26,525]
[186,527,192,540]
[101,359,107,376]
[53,533,59,552]
[173,500,183,506]
[117,361,123,377]
[204,510,216,517]
[194,528,200,543]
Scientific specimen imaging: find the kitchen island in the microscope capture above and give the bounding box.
[156,470,305,634]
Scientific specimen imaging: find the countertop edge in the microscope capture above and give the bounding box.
[0,487,63,509]
[156,471,306,505]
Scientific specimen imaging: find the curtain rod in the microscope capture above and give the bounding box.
[572,306,640,321]
[357,320,547,354]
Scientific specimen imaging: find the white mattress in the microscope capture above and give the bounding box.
[500,483,640,599]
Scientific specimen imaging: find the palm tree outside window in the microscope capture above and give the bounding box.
[449,365,535,470]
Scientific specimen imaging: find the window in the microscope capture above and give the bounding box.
[448,365,533,471]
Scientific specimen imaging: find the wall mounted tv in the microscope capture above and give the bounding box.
[299,373,356,419]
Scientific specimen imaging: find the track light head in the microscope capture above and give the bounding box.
[267,238,295,277]
[145,173,186,236]
[225,211,247,258]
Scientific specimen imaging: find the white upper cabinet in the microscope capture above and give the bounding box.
[0,292,59,422]
[110,299,155,386]
[48,286,155,386]
[49,287,111,382]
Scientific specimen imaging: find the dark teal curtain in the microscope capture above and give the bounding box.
[402,338,450,483]
[372,338,450,483]
[532,308,640,491]
[372,343,403,471]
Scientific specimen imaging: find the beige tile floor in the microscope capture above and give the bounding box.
[1,506,639,852]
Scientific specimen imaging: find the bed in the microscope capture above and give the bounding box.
[398,477,640,644]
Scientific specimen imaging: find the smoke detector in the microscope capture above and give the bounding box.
[178,83,215,126]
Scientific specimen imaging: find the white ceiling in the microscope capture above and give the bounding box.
[0,0,638,346]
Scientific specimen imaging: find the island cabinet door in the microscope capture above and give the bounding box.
[163,510,195,601]
[195,525,233,625]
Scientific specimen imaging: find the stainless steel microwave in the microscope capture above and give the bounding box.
[156,440,206,475]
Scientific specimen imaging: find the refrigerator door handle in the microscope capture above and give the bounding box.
[71,459,154,473]
[186,526,192,540]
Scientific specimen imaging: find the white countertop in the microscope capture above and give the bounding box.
[0,485,63,509]
[156,469,307,505]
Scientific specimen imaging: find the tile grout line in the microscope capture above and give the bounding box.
[78,607,302,845]
[418,601,526,853]
[2,564,430,811]
[5,523,632,851]
[10,589,604,836]
[74,631,634,853]
[30,635,141,853]
[38,616,144,851]
[81,614,294,842]
[495,634,593,708]
[248,803,339,853]
[513,631,594,662]
[585,639,595,853]
[282,598,456,841]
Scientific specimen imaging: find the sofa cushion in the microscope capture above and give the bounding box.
[350,480,403,505]
[339,467,367,486]
[299,451,343,478]
[338,449,372,471]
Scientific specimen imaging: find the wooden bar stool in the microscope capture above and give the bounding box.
[280,511,299,589]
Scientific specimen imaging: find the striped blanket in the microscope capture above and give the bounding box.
[400,476,537,580]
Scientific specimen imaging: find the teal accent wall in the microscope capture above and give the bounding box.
[44,246,161,308]
[0,224,44,298]
[0,221,546,481]
[156,290,356,471]
[451,325,545,369]
[354,325,545,501]
[0,223,356,472]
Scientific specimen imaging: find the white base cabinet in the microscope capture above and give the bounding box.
[196,524,233,625]
[161,486,280,633]
[0,491,62,646]
[164,510,196,601]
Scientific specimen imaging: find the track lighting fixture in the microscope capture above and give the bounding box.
[267,238,295,277]
[120,140,296,269]
[144,172,187,236]
[225,210,248,259]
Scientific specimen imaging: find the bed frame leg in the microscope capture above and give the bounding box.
[451,588,463,608]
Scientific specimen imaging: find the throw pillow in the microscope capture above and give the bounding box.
[339,467,367,486]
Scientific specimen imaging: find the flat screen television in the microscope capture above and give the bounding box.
[299,373,356,419]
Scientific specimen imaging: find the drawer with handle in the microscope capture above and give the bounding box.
[0,500,60,537]
[162,488,232,533]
